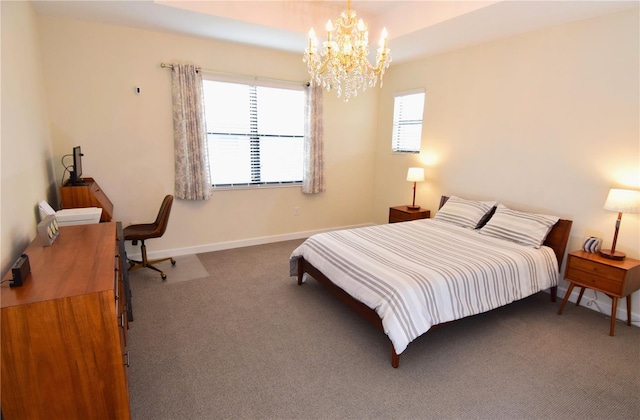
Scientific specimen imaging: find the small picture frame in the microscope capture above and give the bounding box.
[582,236,602,253]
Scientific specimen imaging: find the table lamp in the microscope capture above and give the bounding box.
[599,188,640,260]
[406,167,424,210]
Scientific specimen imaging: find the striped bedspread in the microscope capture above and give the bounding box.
[289,219,559,355]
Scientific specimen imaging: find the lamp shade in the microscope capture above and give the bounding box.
[603,189,640,214]
[406,167,425,182]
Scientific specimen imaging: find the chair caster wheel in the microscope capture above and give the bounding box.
[161,273,167,280]
[171,259,176,266]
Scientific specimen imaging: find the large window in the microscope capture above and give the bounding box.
[203,79,305,187]
[391,90,425,154]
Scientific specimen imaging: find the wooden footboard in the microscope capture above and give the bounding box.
[297,256,401,368]
[296,251,563,368]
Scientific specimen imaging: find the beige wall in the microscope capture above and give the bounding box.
[35,15,378,256]
[375,8,639,256]
[1,1,56,274]
[373,9,639,316]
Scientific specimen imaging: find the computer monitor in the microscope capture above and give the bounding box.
[70,146,83,185]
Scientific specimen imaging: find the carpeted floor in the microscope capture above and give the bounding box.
[126,239,640,420]
[128,254,209,286]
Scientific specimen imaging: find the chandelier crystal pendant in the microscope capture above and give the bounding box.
[303,0,391,102]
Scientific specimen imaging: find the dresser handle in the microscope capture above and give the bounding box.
[119,313,125,328]
[124,351,130,367]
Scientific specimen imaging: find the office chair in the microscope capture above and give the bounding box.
[124,194,175,280]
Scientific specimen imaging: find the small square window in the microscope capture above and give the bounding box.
[391,90,425,154]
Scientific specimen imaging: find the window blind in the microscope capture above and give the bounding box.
[203,80,304,187]
[391,91,425,154]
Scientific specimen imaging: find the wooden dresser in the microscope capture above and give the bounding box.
[60,177,114,222]
[1,222,131,419]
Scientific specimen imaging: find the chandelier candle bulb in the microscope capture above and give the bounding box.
[308,28,316,49]
[379,28,388,49]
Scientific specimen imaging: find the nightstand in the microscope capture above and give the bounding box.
[389,206,430,223]
[558,250,640,336]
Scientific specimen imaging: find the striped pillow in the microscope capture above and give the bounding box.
[434,196,496,229]
[479,204,559,248]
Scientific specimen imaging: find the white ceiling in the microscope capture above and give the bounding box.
[31,0,639,63]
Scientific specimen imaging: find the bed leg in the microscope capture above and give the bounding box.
[391,347,400,368]
[550,286,557,303]
[297,258,304,285]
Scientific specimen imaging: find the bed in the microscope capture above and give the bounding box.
[289,196,572,368]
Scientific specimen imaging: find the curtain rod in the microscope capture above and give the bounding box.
[160,63,308,87]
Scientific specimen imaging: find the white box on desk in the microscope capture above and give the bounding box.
[56,207,102,226]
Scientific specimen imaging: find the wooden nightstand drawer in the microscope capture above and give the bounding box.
[389,206,430,223]
[566,266,622,295]
[569,257,626,282]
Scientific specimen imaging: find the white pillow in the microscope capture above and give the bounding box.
[434,196,496,229]
[478,204,559,248]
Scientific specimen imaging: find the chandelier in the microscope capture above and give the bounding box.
[303,0,391,102]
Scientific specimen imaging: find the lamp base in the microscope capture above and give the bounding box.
[407,205,421,210]
[599,249,626,260]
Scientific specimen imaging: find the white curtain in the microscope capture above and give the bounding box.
[171,64,213,200]
[302,84,325,194]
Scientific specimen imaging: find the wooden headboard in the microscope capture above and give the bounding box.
[543,219,573,267]
[438,196,572,266]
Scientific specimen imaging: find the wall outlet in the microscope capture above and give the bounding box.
[293,207,300,216]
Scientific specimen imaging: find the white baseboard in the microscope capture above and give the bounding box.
[127,223,373,260]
